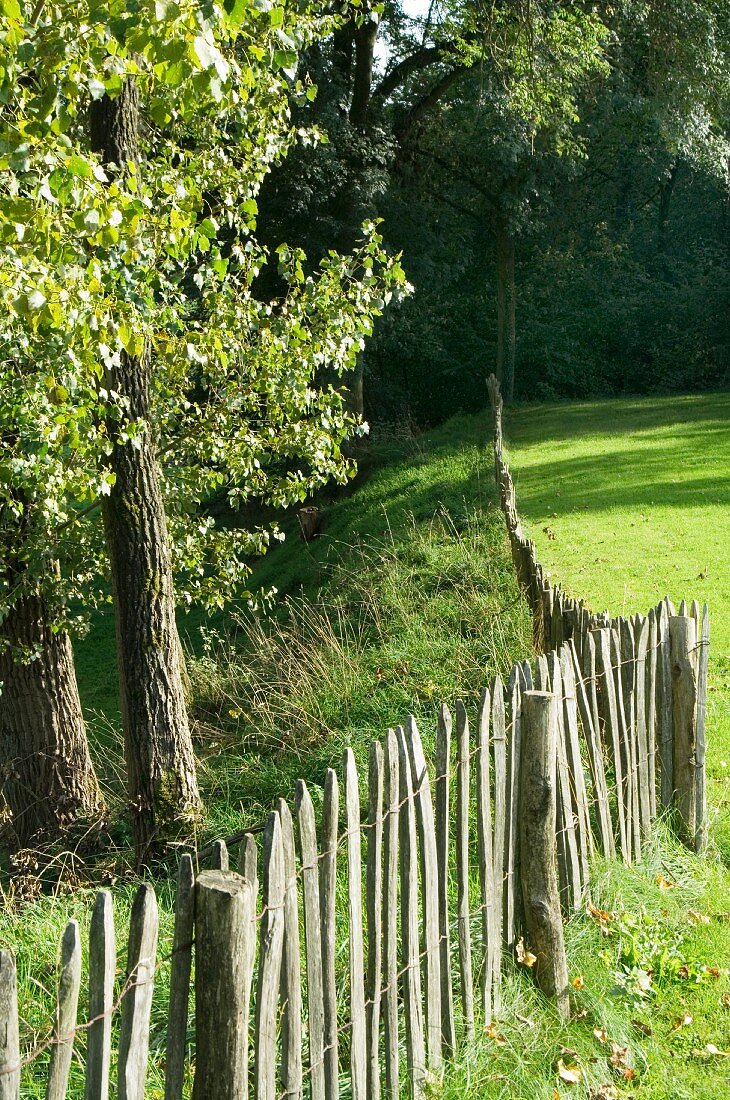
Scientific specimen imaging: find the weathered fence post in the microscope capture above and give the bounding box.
[344,748,367,1100]
[85,891,115,1100]
[320,768,340,1100]
[118,885,159,1100]
[695,604,710,854]
[278,800,303,1100]
[255,813,286,1100]
[47,920,82,1100]
[193,870,255,1100]
[0,950,20,1100]
[165,855,195,1100]
[455,701,474,1039]
[669,614,706,849]
[382,729,400,1100]
[295,782,326,1100]
[366,741,384,1100]
[434,705,456,1054]
[518,691,569,1020]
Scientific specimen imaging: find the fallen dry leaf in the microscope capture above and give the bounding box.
[572,975,585,990]
[484,1023,506,1046]
[590,1087,619,1100]
[557,1058,582,1085]
[516,938,537,968]
[706,1043,730,1057]
[587,901,612,924]
[593,1027,609,1044]
[688,909,711,925]
[706,967,721,979]
[721,993,730,1009]
[609,1044,629,1069]
[670,1014,693,1032]
[515,1013,535,1028]
[656,872,675,890]
[632,1020,653,1036]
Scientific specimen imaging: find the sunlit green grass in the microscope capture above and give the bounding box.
[494,392,730,1098]
[4,402,730,1098]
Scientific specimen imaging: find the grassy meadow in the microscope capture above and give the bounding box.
[500,392,730,1098]
[1,399,729,1098]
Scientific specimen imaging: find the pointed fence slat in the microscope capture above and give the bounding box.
[550,654,582,912]
[490,679,507,1010]
[646,609,659,820]
[659,600,674,807]
[0,950,20,1100]
[320,768,340,1100]
[406,716,442,1071]
[669,615,700,846]
[238,832,259,885]
[165,855,194,1100]
[85,891,115,1100]
[503,679,522,947]
[559,647,591,893]
[118,884,159,1100]
[238,833,259,1100]
[435,705,456,1055]
[570,641,614,859]
[366,741,385,1100]
[46,920,82,1100]
[344,748,368,1100]
[294,782,326,1100]
[211,839,229,871]
[382,729,400,1100]
[278,800,303,1100]
[193,870,255,1100]
[475,688,495,1022]
[695,604,710,853]
[455,702,474,1038]
[397,725,426,1099]
[611,628,638,861]
[254,813,286,1100]
[634,618,652,833]
[593,628,630,861]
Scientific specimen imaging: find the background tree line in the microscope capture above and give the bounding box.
[257,0,730,421]
[1,0,727,867]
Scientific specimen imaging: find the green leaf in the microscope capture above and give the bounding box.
[67,154,93,179]
[1,0,22,21]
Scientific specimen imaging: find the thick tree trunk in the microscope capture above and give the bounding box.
[349,15,378,130]
[0,594,104,846]
[90,80,201,862]
[495,220,516,402]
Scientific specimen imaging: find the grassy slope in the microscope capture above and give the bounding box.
[4,402,730,1100]
[1,413,535,1096]
[497,393,730,1099]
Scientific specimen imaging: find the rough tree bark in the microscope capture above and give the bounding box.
[349,14,379,130]
[0,591,104,846]
[495,218,516,402]
[89,80,201,863]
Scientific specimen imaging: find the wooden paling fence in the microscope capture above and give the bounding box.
[487,373,710,855]
[0,625,708,1099]
[0,381,711,1099]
